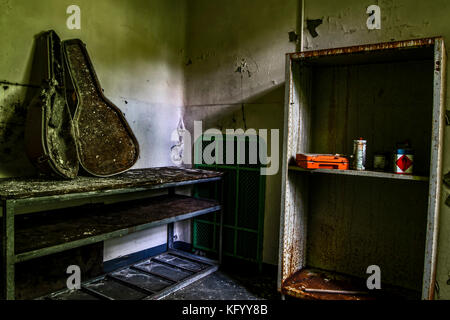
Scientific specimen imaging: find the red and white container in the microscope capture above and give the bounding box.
[393,149,414,175]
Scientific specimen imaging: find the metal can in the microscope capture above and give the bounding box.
[393,149,414,175]
[352,138,366,171]
[373,153,386,171]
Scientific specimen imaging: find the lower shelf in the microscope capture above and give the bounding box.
[281,268,420,300]
[15,195,220,262]
[41,249,219,300]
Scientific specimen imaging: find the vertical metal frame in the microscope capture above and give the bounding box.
[167,188,176,250]
[218,177,224,265]
[277,54,294,292]
[278,55,312,291]
[2,200,15,300]
[423,38,447,300]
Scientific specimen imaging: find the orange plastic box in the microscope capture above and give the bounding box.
[296,153,349,170]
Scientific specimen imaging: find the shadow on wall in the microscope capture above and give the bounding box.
[183,83,285,265]
[184,84,285,133]
[0,33,51,178]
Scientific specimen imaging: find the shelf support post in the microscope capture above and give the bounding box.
[217,177,224,265]
[167,187,176,250]
[2,200,15,300]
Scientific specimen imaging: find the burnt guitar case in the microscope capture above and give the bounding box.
[25,31,79,179]
[62,39,140,177]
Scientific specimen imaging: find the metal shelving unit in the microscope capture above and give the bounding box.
[0,167,223,300]
[278,38,447,300]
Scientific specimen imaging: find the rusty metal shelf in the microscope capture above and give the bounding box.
[280,38,446,300]
[14,195,220,263]
[288,166,429,182]
[1,167,224,300]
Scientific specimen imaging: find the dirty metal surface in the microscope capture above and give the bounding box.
[422,37,446,300]
[83,277,147,300]
[63,39,139,177]
[278,58,311,290]
[15,194,219,254]
[282,268,374,301]
[153,253,208,273]
[110,268,173,293]
[134,261,193,282]
[282,268,420,300]
[50,289,100,300]
[0,167,223,200]
[45,250,217,300]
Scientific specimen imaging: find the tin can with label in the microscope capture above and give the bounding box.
[394,149,414,175]
[352,138,366,171]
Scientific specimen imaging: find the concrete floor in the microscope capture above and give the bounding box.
[163,268,281,300]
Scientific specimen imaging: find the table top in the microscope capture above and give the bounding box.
[0,167,222,200]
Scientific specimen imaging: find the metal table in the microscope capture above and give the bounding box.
[0,167,223,300]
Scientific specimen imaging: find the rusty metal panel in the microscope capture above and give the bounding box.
[278,55,313,290]
[282,268,375,301]
[289,38,438,61]
[422,38,447,300]
[306,175,428,291]
[62,39,139,177]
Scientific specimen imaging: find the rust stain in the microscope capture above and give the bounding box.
[288,37,439,60]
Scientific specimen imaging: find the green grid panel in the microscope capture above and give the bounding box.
[237,170,260,230]
[222,226,235,256]
[237,231,259,261]
[193,134,266,269]
[192,219,216,251]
